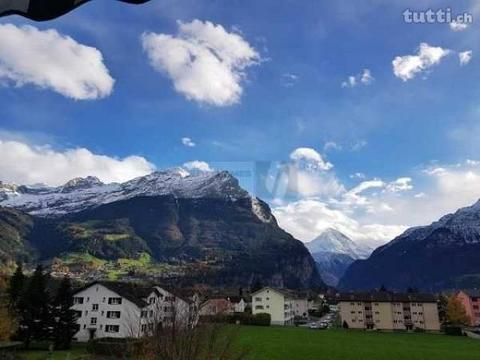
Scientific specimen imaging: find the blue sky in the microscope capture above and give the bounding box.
[1,0,480,244]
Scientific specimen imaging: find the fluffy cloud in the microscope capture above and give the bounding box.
[342,69,373,88]
[392,43,450,81]
[183,160,213,172]
[273,199,406,247]
[181,137,196,147]
[459,50,473,66]
[289,147,332,171]
[141,20,260,106]
[0,140,154,186]
[274,157,480,248]
[450,21,469,31]
[0,24,114,100]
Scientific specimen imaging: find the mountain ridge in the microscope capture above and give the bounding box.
[339,199,480,291]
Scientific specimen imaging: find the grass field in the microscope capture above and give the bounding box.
[13,327,480,360]
[236,326,480,360]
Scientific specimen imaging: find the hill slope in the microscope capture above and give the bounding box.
[0,170,324,289]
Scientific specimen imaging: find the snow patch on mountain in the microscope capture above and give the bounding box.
[0,169,250,217]
[305,228,374,259]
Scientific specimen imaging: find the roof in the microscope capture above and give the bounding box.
[460,289,480,298]
[338,292,437,303]
[73,281,160,308]
[250,287,305,300]
[227,296,245,303]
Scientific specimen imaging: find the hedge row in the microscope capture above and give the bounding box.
[202,312,271,326]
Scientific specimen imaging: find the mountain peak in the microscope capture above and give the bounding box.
[0,169,250,217]
[61,176,104,193]
[306,228,372,259]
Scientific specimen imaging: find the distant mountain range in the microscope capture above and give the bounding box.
[305,228,373,287]
[0,170,324,289]
[339,199,480,291]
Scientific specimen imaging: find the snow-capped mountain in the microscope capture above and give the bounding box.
[0,169,322,289]
[306,228,373,259]
[0,169,253,217]
[305,229,374,287]
[340,199,480,291]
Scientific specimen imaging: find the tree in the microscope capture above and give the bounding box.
[7,263,25,310]
[446,295,470,326]
[17,265,51,348]
[0,303,17,341]
[52,277,77,350]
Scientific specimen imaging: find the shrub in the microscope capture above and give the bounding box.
[201,313,271,326]
[87,337,143,356]
[444,326,463,336]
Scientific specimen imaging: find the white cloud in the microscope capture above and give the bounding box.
[450,21,469,32]
[289,147,333,171]
[0,24,114,100]
[273,199,405,247]
[183,160,213,172]
[392,43,450,81]
[0,140,154,186]
[141,20,260,106]
[181,137,196,147]
[282,73,299,87]
[324,141,342,152]
[459,50,473,66]
[342,69,373,88]
[360,69,374,84]
[341,76,357,88]
[386,177,413,192]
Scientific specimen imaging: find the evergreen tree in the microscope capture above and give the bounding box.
[17,265,51,348]
[7,262,25,310]
[52,277,76,350]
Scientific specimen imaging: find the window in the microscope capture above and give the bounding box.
[90,317,97,325]
[141,310,148,318]
[85,311,88,316]
[108,297,122,305]
[266,305,270,309]
[105,325,120,333]
[73,297,84,304]
[106,311,121,319]
[141,324,147,332]
[92,304,99,311]
[103,297,106,303]
[87,297,90,302]
[255,297,262,302]
[149,310,154,317]
[149,297,156,304]
[266,297,270,301]
[255,305,264,310]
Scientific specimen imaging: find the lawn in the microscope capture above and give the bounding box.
[236,326,480,360]
[16,347,88,360]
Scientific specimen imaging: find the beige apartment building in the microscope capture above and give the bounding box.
[339,292,440,331]
[251,287,296,325]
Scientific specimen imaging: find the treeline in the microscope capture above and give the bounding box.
[4,264,77,349]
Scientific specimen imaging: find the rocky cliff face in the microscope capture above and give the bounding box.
[339,200,480,291]
[0,170,324,289]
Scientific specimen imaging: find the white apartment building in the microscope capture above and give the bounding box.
[71,281,197,342]
[251,287,297,325]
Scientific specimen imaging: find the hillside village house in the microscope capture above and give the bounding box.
[199,296,247,316]
[252,287,308,325]
[456,290,480,326]
[339,292,440,331]
[71,281,198,342]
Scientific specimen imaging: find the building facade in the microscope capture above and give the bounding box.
[71,282,195,342]
[251,287,295,326]
[456,290,480,326]
[339,292,440,331]
[292,298,308,318]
